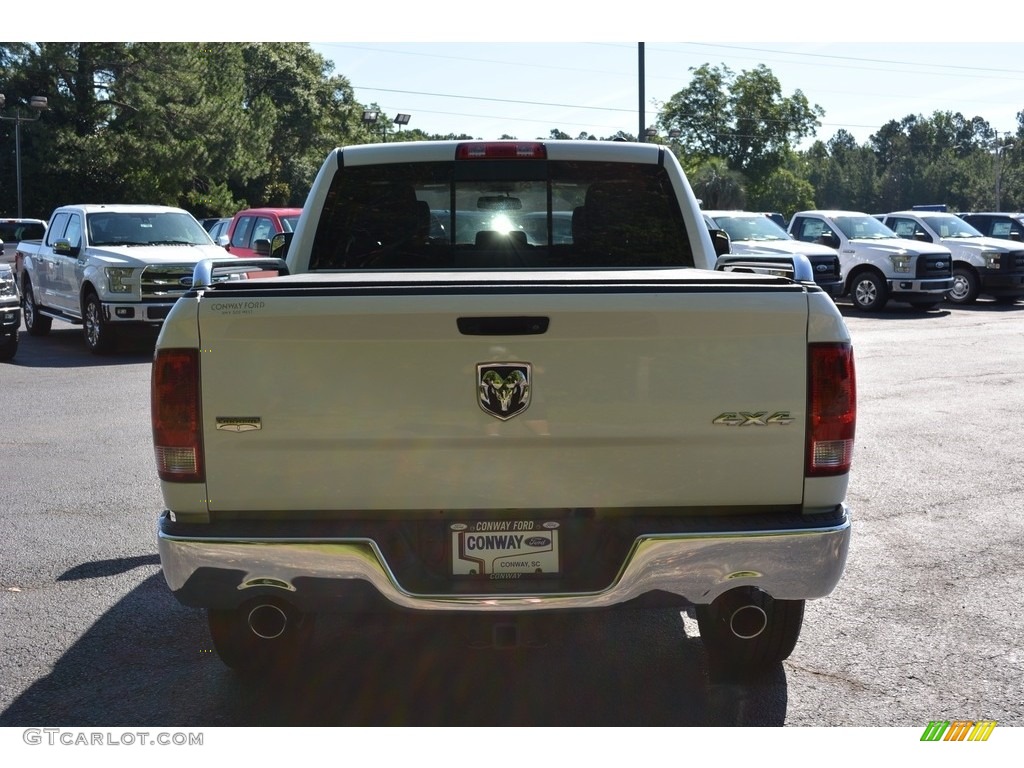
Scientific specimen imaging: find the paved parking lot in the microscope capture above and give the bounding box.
[1,298,1022,729]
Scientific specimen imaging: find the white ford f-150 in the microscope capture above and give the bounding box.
[788,209,954,311]
[152,140,857,677]
[16,204,228,353]
[877,210,1024,305]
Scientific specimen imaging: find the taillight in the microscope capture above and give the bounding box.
[456,142,547,159]
[152,348,204,483]
[807,342,856,476]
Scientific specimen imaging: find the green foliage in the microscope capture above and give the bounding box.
[0,42,357,217]
[1,46,1020,221]
[747,167,816,217]
[689,158,747,209]
[659,63,823,180]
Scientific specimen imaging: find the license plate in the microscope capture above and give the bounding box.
[450,521,560,578]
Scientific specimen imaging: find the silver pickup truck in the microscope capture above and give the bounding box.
[152,140,857,678]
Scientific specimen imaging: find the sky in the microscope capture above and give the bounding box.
[14,4,1024,149]
[312,41,1024,146]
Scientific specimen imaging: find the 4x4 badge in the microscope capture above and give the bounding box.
[713,411,794,426]
[477,363,531,420]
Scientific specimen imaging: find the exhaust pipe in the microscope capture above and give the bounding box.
[727,603,768,639]
[713,589,769,640]
[246,602,289,640]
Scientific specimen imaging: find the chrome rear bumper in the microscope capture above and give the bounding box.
[158,506,851,612]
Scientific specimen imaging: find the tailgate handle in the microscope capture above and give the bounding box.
[457,316,549,335]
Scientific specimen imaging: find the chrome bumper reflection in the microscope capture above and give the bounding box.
[158,507,851,611]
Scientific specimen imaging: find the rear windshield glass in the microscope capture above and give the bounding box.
[0,222,46,242]
[309,159,693,270]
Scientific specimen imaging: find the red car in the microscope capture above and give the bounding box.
[225,207,301,257]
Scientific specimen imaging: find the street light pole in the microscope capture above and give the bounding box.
[362,109,382,142]
[393,113,411,138]
[0,94,48,218]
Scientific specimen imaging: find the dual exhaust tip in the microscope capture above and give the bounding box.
[244,593,770,643]
[246,602,290,640]
[717,589,769,640]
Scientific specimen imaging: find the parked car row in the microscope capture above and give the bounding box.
[703,210,843,296]
[877,211,1024,306]
[705,207,1024,312]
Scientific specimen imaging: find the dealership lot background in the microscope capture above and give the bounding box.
[0,301,1022,729]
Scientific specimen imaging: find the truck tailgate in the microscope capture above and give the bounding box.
[197,284,810,512]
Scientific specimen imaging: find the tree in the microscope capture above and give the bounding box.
[659,63,824,180]
[0,42,360,216]
[747,166,816,217]
[689,158,746,209]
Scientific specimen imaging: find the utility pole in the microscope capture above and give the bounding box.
[995,131,1015,212]
[638,43,645,143]
[0,94,48,218]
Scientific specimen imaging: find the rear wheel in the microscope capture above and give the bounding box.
[946,267,979,305]
[83,291,117,354]
[850,271,888,311]
[696,588,805,676]
[22,277,51,336]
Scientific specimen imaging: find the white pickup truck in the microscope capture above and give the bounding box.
[152,140,857,678]
[702,209,843,297]
[878,210,1024,305]
[788,210,954,311]
[16,204,228,353]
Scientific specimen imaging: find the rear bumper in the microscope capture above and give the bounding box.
[157,506,851,613]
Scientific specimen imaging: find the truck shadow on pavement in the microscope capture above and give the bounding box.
[834,302,952,320]
[835,297,1023,319]
[0,572,789,727]
[10,324,156,369]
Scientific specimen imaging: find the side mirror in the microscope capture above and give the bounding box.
[270,232,292,260]
[254,238,271,256]
[819,231,839,249]
[709,228,731,257]
[53,238,81,258]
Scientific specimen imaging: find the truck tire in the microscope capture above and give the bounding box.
[850,271,888,311]
[83,291,117,354]
[21,277,52,336]
[696,588,804,676]
[946,267,979,305]
[208,602,315,676]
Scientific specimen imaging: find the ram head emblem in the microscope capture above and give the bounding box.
[477,363,532,420]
